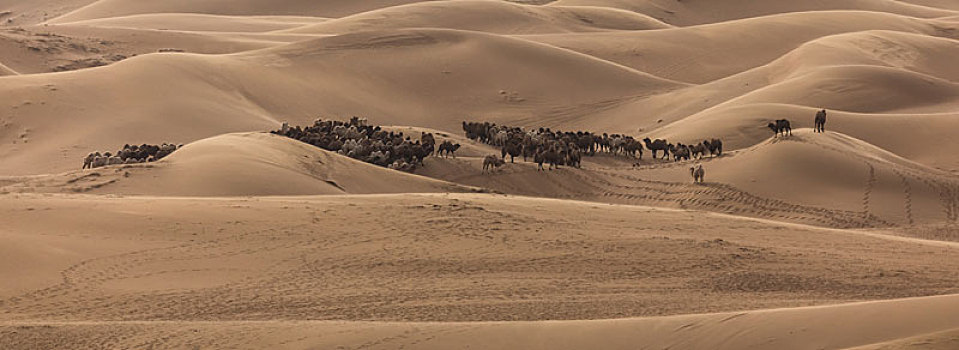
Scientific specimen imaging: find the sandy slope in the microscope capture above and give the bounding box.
[1,193,959,348]
[898,0,959,11]
[548,30,959,169]
[0,24,299,74]
[3,296,959,349]
[652,105,959,173]
[282,0,672,35]
[548,0,956,26]
[2,133,473,196]
[1,193,958,320]
[0,0,97,25]
[525,11,951,84]
[0,28,680,175]
[48,0,434,23]
[60,13,328,32]
[417,129,959,228]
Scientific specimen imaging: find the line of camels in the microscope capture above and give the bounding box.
[80,110,826,184]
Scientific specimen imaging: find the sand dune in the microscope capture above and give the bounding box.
[2,133,474,196]
[49,0,433,23]
[638,130,958,224]
[2,193,959,320]
[417,129,959,227]
[0,0,97,25]
[525,11,949,83]
[2,193,959,348]
[653,104,959,173]
[627,29,959,159]
[719,65,959,114]
[548,0,956,26]
[60,13,328,32]
[900,0,959,11]
[556,30,959,165]
[0,28,680,175]
[0,24,294,74]
[3,295,959,349]
[283,0,671,35]
[845,327,959,349]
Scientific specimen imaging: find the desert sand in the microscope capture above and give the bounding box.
[1,0,959,349]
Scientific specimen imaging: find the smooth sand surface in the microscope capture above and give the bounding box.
[2,0,959,348]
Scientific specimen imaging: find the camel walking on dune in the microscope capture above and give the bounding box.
[768,119,792,138]
[815,109,827,133]
[690,165,705,183]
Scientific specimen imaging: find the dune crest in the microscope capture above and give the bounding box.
[548,0,956,26]
[2,132,473,196]
[282,0,672,35]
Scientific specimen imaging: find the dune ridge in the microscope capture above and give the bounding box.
[281,0,672,35]
[2,132,473,196]
[59,13,328,32]
[547,0,957,26]
[48,0,434,23]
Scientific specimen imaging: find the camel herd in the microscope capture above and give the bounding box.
[271,117,437,172]
[462,121,724,172]
[82,143,180,169]
[78,111,825,185]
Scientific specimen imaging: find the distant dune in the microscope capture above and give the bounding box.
[60,13,328,32]
[0,28,680,175]
[525,11,947,84]
[48,0,435,23]
[282,0,672,35]
[548,0,956,25]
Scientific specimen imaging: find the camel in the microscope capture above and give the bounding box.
[643,138,670,159]
[623,139,643,159]
[421,133,436,156]
[82,152,100,169]
[576,134,595,155]
[814,109,827,133]
[567,146,582,169]
[534,146,562,171]
[668,143,691,162]
[438,141,461,158]
[483,155,505,173]
[501,140,522,163]
[689,143,707,159]
[412,142,429,165]
[768,119,792,137]
[544,147,564,170]
[690,165,705,183]
[91,155,109,168]
[703,139,723,156]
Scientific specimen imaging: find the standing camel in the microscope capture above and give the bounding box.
[690,165,705,183]
[814,109,827,133]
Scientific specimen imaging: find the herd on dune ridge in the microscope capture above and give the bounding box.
[82,142,181,169]
[78,110,827,184]
[464,110,828,178]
